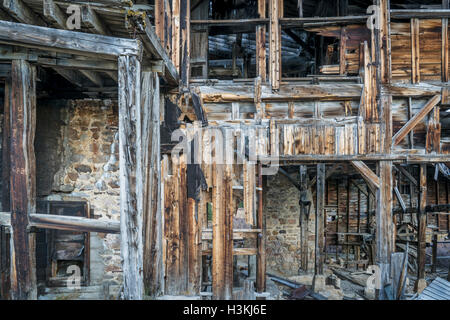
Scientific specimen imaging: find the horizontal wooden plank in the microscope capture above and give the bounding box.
[202,248,258,256]
[0,212,120,233]
[0,20,142,58]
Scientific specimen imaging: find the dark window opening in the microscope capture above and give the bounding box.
[35,200,90,292]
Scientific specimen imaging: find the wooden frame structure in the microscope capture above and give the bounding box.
[0,0,449,301]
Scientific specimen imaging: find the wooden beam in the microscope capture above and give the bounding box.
[0,213,119,233]
[212,163,225,299]
[416,164,427,293]
[256,0,267,82]
[376,160,394,300]
[351,161,380,191]
[142,72,163,296]
[395,165,418,186]
[42,2,107,86]
[391,9,450,19]
[224,163,233,299]
[0,20,142,58]
[2,0,47,26]
[128,15,179,85]
[314,163,325,276]
[81,5,111,36]
[154,0,164,42]
[43,0,67,29]
[394,186,406,213]
[52,67,85,87]
[411,18,420,84]
[442,10,449,82]
[118,54,143,300]
[256,163,266,293]
[171,0,180,71]
[269,0,281,90]
[37,56,118,72]
[9,59,37,300]
[179,0,190,88]
[392,95,441,146]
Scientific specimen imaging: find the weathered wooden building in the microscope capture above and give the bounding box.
[0,0,449,300]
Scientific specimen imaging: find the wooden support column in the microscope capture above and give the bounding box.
[256,0,267,82]
[212,163,225,299]
[315,164,325,275]
[299,165,309,272]
[223,163,233,299]
[142,72,163,296]
[155,0,165,43]
[442,0,449,82]
[172,0,181,71]
[180,0,190,88]
[187,197,200,295]
[269,0,281,90]
[1,79,11,299]
[313,163,325,291]
[411,18,420,84]
[374,0,394,299]
[118,54,143,300]
[415,164,427,293]
[9,59,37,300]
[256,163,266,293]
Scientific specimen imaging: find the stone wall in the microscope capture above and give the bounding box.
[265,173,315,276]
[35,99,122,294]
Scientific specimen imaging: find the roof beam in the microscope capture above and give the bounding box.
[43,0,67,29]
[2,0,47,26]
[0,20,142,58]
[81,5,111,36]
[392,95,441,146]
[127,14,179,85]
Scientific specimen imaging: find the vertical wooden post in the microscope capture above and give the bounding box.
[2,79,10,215]
[9,59,37,300]
[443,0,449,82]
[142,72,163,296]
[155,0,165,44]
[1,79,11,299]
[256,0,267,82]
[315,164,325,275]
[172,0,181,71]
[269,0,281,90]
[299,165,309,272]
[313,163,325,291]
[118,54,143,300]
[224,162,233,299]
[374,0,394,299]
[411,18,420,84]
[212,163,225,299]
[339,27,347,75]
[187,197,200,295]
[180,0,190,88]
[415,164,427,293]
[256,163,266,293]
[376,161,393,299]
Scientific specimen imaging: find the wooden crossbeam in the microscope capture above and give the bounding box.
[395,164,418,186]
[0,212,120,233]
[351,161,380,192]
[392,95,441,146]
[0,20,142,58]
